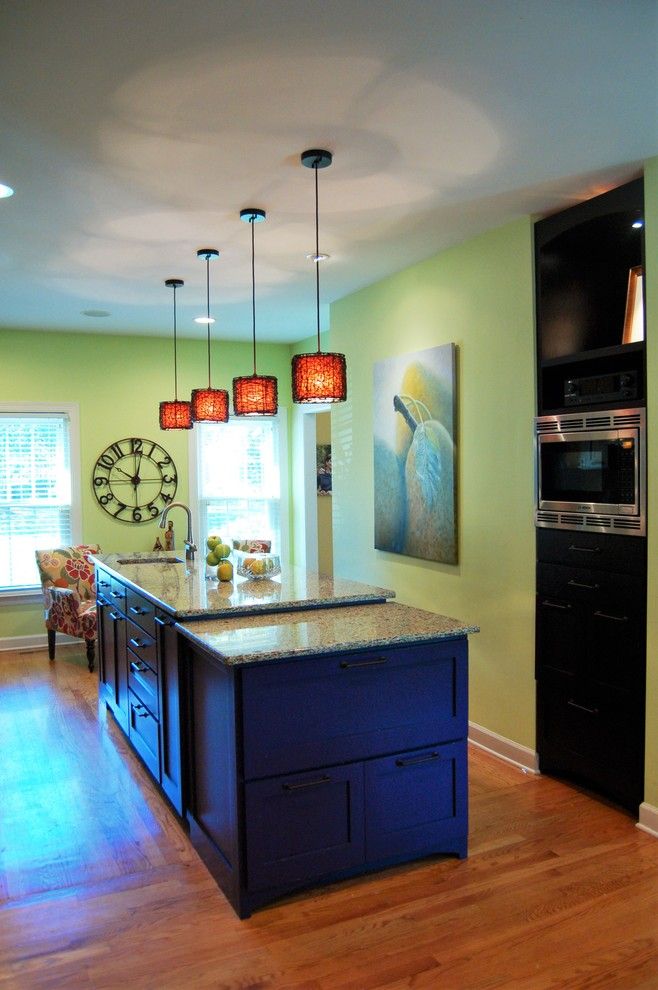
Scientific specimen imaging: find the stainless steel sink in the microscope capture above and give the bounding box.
[116,555,184,565]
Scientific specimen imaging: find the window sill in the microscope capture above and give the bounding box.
[0,589,42,606]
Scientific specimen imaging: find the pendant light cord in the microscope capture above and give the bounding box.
[251,216,257,375]
[205,254,212,388]
[314,161,321,352]
[173,282,179,401]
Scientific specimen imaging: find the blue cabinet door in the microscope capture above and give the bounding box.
[245,763,365,891]
[364,741,467,862]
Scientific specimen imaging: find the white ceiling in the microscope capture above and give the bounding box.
[1,0,657,344]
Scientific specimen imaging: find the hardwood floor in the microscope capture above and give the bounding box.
[1,646,658,990]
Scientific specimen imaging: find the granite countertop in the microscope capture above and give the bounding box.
[93,552,395,619]
[177,601,480,666]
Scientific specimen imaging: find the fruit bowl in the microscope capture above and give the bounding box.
[234,550,280,580]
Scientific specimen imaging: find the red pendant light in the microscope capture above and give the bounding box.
[291,149,347,404]
[191,248,229,423]
[159,278,193,430]
[233,208,278,416]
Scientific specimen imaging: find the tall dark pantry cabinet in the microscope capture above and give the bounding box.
[534,178,647,813]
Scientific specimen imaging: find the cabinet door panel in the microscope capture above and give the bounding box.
[128,690,160,780]
[245,764,364,891]
[587,606,645,690]
[535,596,581,678]
[365,741,467,861]
[242,641,467,779]
[157,617,184,816]
[128,649,159,717]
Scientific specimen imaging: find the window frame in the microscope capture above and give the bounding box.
[189,409,289,567]
[0,402,81,602]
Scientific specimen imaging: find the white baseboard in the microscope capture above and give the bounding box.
[468,721,540,774]
[637,803,658,839]
[0,633,79,653]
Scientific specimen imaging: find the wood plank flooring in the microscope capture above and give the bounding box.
[1,646,658,989]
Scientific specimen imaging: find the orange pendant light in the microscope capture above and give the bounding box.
[291,149,347,404]
[233,208,278,416]
[159,278,193,430]
[191,248,229,423]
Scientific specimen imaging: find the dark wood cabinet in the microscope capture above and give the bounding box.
[96,566,184,815]
[184,636,468,918]
[535,178,645,415]
[535,532,646,811]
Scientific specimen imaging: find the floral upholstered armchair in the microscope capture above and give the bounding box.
[34,545,100,672]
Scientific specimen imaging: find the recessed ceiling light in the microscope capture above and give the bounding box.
[0,183,14,199]
[81,309,111,317]
[632,219,644,229]
[306,252,330,262]
[194,315,215,324]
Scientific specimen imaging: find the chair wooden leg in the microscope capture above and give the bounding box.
[47,628,56,661]
[86,639,95,673]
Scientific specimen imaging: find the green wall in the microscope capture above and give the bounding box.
[330,217,537,747]
[644,157,658,808]
[0,328,293,640]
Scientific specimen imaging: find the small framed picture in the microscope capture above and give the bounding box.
[316,443,332,494]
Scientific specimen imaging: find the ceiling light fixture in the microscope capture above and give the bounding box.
[159,278,192,430]
[232,209,278,416]
[0,183,14,199]
[191,248,229,423]
[291,149,347,404]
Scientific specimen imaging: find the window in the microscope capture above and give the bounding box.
[192,414,288,561]
[0,405,80,594]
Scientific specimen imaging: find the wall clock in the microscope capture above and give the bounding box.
[92,437,178,523]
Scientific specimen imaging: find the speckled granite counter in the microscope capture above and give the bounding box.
[178,601,479,665]
[92,552,394,619]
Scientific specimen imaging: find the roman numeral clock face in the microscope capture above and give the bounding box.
[92,438,178,523]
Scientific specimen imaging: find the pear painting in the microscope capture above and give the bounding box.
[373,343,457,564]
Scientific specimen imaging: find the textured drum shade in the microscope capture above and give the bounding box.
[233,209,278,416]
[291,351,347,403]
[159,278,193,430]
[293,150,346,404]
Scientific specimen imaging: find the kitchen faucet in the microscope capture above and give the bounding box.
[159,501,197,563]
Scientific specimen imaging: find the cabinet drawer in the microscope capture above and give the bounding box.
[95,567,113,599]
[107,577,127,609]
[537,681,644,810]
[128,650,159,717]
[125,589,157,637]
[537,562,644,610]
[128,690,160,780]
[241,640,468,779]
[245,763,364,891]
[365,741,467,862]
[126,620,157,671]
[536,529,646,575]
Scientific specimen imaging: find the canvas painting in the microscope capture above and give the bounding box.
[373,343,457,563]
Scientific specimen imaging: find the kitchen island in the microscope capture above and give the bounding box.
[93,553,478,917]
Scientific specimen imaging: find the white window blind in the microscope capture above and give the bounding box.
[196,417,283,555]
[0,412,74,591]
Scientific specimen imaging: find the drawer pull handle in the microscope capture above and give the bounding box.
[567,579,599,590]
[396,752,440,768]
[129,637,147,650]
[129,605,148,616]
[594,610,628,623]
[567,699,599,715]
[98,580,110,588]
[133,703,150,719]
[540,600,571,610]
[110,590,123,599]
[130,660,149,673]
[283,775,331,791]
[339,657,388,669]
[568,545,601,554]
[109,611,123,622]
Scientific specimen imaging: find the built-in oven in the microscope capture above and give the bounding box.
[535,407,645,536]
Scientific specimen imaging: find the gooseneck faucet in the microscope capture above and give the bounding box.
[158,501,197,563]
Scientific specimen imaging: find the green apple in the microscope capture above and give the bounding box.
[206,534,221,550]
[217,543,231,560]
[206,551,219,566]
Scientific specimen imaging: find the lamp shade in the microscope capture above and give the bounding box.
[159,399,192,430]
[233,374,278,416]
[191,387,229,423]
[291,351,347,403]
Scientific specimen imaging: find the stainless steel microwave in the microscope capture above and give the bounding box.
[535,407,645,536]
